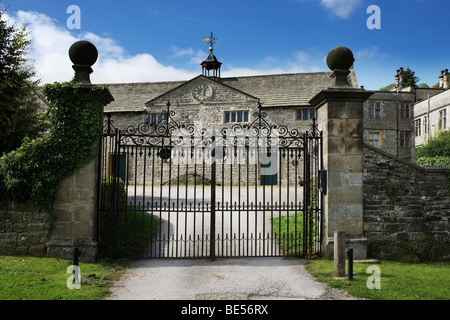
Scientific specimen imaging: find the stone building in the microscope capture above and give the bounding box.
[413,70,450,148]
[363,68,445,159]
[102,45,358,186]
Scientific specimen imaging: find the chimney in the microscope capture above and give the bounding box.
[444,69,449,89]
[438,70,444,88]
[395,67,404,90]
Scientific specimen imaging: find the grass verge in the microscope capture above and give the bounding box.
[271,212,318,255]
[0,255,128,300]
[305,258,450,300]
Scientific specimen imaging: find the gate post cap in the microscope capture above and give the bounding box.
[69,40,98,66]
[326,46,354,71]
[69,40,98,85]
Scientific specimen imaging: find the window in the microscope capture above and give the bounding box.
[368,132,380,148]
[224,111,249,123]
[146,113,167,125]
[400,131,410,148]
[368,102,381,118]
[415,119,421,137]
[438,109,447,130]
[296,108,316,121]
[423,116,428,136]
[399,103,410,119]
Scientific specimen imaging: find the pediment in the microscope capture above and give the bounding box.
[145,75,259,108]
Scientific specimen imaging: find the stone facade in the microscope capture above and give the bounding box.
[102,74,329,187]
[363,144,450,259]
[363,91,415,159]
[414,88,450,148]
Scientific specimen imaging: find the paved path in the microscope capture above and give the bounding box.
[106,257,338,300]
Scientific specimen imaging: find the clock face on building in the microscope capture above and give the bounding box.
[192,84,213,101]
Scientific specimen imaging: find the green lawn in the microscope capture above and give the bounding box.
[0,255,128,300]
[305,259,450,300]
[271,212,319,256]
[2,254,449,300]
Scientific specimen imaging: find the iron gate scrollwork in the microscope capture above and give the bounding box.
[97,102,323,259]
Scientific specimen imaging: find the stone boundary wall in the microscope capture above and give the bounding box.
[0,155,99,261]
[0,200,52,256]
[363,143,450,259]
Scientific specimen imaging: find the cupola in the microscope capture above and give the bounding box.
[201,32,222,78]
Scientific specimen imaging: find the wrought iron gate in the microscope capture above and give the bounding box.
[97,103,323,259]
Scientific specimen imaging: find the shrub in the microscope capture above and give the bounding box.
[415,156,450,168]
[100,175,127,211]
[414,130,450,159]
[0,82,112,208]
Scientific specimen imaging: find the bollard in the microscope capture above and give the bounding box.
[73,247,79,267]
[347,248,353,280]
[333,231,346,277]
[72,247,80,286]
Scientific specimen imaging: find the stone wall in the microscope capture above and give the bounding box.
[363,144,450,259]
[0,200,52,256]
[0,154,99,261]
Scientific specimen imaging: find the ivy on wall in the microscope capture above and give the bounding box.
[0,81,113,207]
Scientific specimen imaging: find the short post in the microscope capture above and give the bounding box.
[333,231,346,277]
[347,248,354,280]
[73,247,80,286]
[73,247,80,267]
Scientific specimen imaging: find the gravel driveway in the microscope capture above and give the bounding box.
[106,257,359,300]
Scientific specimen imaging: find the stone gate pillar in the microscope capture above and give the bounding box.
[309,47,374,259]
[46,41,113,261]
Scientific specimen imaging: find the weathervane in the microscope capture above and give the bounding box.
[203,32,218,52]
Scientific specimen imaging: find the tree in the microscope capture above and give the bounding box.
[379,67,428,91]
[0,7,49,156]
[402,67,420,88]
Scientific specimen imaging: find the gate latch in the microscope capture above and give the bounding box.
[319,170,327,194]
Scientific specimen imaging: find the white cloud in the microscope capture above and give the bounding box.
[319,0,362,19]
[170,46,207,65]
[4,10,328,85]
[6,10,198,84]
[356,46,390,60]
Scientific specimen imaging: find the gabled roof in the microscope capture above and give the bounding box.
[103,81,184,113]
[221,72,353,107]
[102,70,358,113]
[144,75,259,106]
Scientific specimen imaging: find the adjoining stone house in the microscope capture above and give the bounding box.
[363,68,445,160]
[413,70,450,148]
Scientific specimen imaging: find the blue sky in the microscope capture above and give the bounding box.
[2,0,449,90]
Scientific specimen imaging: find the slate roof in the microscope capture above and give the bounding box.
[103,70,358,113]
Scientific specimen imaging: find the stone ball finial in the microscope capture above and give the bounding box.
[69,40,98,85]
[326,46,354,71]
[69,40,98,66]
